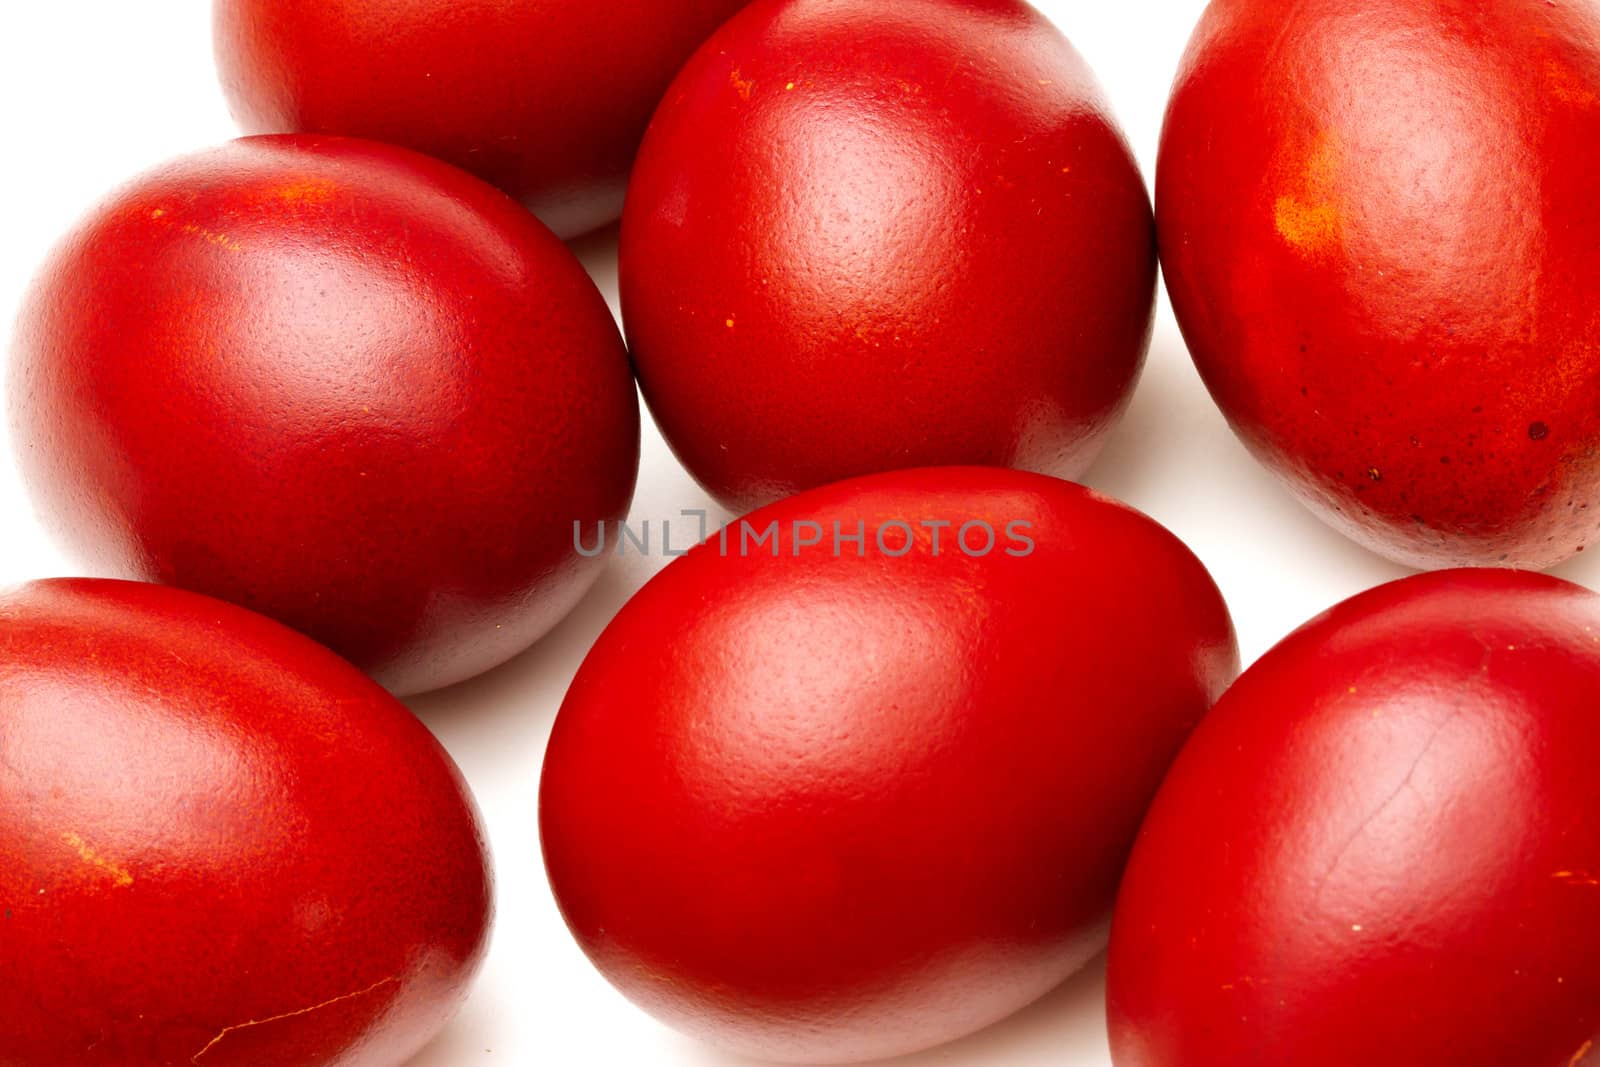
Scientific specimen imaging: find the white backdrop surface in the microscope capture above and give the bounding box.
[0,2,1520,1063]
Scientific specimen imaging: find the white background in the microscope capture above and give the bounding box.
[0,1,1502,1063]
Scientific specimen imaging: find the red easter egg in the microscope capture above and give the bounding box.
[620,0,1156,514]
[10,135,639,695]
[1109,569,1600,1066]
[0,578,491,1066]
[541,467,1237,1062]
[213,0,752,237]
[1158,0,1600,568]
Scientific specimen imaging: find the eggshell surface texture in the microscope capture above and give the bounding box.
[1158,0,1600,569]
[9,135,640,696]
[1108,569,1600,1067]
[214,0,752,237]
[620,0,1156,515]
[0,578,492,1067]
[540,467,1238,1063]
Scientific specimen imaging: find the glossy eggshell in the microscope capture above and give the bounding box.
[620,0,1156,515]
[1108,569,1600,1067]
[540,467,1238,1063]
[0,578,491,1066]
[213,0,752,237]
[9,135,640,696]
[1158,0,1600,569]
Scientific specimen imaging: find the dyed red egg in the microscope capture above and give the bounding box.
[9,135,639,696]
[213,0,752,237]
[1158,0,1600,569]
[540,467,1237,1062]
[620,0,1156,515]
[0,578,491,1066]
[1109,569,1600,1067]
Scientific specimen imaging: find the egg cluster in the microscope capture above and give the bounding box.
[4,1,1600,1065]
